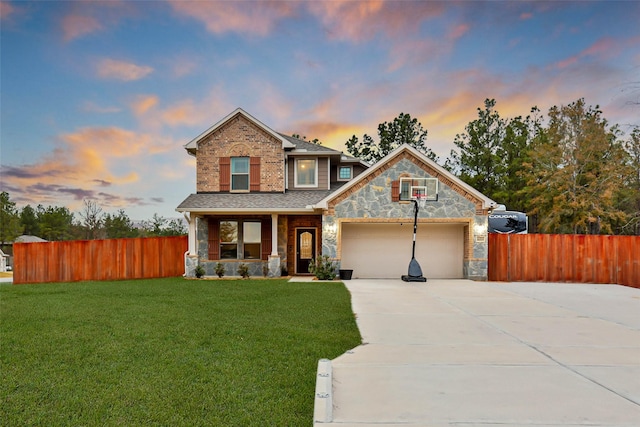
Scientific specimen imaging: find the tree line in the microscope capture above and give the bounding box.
[0,194,186,246]
[346,98,639,235]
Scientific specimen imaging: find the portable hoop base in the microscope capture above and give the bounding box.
[401,198,427,283]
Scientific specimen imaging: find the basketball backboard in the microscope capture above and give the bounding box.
[399,177,439,202]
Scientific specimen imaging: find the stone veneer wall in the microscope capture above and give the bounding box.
[195,114,285,192]
[323,157,490,280]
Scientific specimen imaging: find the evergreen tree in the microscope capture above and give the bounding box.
[37,205,75,241]
[20,205,40,236]
[346,113,437,163]
[103,210,139,238]
[445,99,505,198]
[0,192,23,244]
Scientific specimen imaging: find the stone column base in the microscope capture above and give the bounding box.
[268,255,281,277]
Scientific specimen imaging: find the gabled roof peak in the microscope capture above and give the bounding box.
[184,108,295,155]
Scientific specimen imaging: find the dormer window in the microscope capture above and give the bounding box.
[231,157,249,191]
[295,159,317,187]
[338,166,352,181]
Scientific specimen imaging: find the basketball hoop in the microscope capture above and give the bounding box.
[414,194,427,209]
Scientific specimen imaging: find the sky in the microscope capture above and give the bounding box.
[1,0,639,222]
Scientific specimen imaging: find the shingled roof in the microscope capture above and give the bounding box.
[176,187,343,214]
[279,134,343,154]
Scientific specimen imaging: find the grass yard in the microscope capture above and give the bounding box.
[0,278,361,426]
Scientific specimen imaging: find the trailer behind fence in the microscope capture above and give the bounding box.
[13,236,188,284]
[488,234,640,288]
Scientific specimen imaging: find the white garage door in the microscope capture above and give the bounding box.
[341,223,465,279]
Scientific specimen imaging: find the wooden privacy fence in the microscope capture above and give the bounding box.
[488,234,640,288]
[13,236,188,284]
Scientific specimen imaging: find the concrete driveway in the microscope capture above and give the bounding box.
[315,279,640,426]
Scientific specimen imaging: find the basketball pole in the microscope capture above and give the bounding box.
[401,198,427,283]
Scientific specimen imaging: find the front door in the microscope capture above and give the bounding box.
[296,228,316,274]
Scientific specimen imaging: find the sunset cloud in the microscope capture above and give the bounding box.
[131,95,159,116]
[0,0,16,21]
[96,58,154,81]
[0,126,179,211]
[168,0,296,36]
[308,0,445,42]
[62,14,103,41]
[129,90,232,131]
[555,37,617,69]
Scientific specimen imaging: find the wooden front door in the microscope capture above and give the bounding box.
[296,229,316,274]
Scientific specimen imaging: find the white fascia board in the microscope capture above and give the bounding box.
[183,108,295,152]
[176,207,318,215]
[315,143,497,210]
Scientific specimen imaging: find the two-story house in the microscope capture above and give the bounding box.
[177,108,497,280]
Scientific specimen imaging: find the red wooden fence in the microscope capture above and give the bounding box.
[488,234,640,288]
[13,236,188,284]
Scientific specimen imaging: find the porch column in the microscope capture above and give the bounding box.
[271,213,279,256]
[182,212,198,277]
[184,212,197,255]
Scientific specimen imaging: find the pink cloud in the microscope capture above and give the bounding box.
[0,0,15,20]
[131,95,159,116]
[520,12,533,20]
[308,0,445,42]
[62,14,103,41]
[168,0,296,36]
[128,88,233,132]
[448,23,469,40]
[555,37,618,69]
[96,58,154,81]
[59,1,134,41]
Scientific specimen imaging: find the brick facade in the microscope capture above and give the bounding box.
[196,113,285,192]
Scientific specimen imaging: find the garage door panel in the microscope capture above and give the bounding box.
[341,223,464,279]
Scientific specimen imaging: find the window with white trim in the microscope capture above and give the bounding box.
[295,159,317,187]
[231,157,249,191]
[338,166,352,180]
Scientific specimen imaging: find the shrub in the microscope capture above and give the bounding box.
[308,255,337,280]
[215,262,225,278]
[194,264,205,279]
[262,262,269,277]
[237,263,250,279]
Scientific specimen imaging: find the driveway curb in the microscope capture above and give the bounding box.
[313,358,333,423]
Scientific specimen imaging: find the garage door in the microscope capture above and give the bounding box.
[341,223,465,279]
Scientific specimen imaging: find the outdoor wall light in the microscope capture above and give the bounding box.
[473,222,487,235]
[323,223,337,233]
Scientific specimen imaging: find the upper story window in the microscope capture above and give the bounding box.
[338,166,352,181]
[295,159,317,187]
[231,157,249,191]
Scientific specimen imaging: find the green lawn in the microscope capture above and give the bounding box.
[0,278,361,426]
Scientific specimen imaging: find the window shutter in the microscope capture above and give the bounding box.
[250,157,260,191]
[208,218,220,260]
[391,180,400,202]
[219,157,230,191]
[261,219,271,261]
